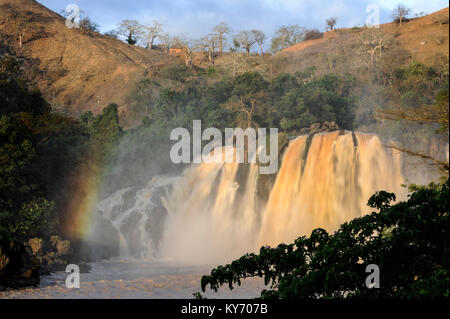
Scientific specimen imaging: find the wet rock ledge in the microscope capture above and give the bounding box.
[0,236,89,290]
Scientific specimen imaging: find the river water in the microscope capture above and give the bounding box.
[0,258,267,299]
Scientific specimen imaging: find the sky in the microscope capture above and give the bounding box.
[37,0,448,47]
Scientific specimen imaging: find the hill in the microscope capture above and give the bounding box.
[275,8,449,75]
[0,0,177,126]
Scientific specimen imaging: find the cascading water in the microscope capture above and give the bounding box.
[88,176,180,258]
[89,131,406,264]
[160,147,261,264]
[259,131,404,247]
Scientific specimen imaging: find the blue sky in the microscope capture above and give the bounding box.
[37,0,448,43]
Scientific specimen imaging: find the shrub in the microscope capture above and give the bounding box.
[304,29,324,41]
[160,63,190,82]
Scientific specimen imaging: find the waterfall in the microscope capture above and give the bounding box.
[259,131,404,247]
[90,131,406,264]
[160,147,261,264]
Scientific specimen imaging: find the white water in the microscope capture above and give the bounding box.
[86,131,406,265]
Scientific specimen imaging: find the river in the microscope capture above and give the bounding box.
[0,258,267,299]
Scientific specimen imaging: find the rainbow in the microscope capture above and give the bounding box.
[60,150,107,241]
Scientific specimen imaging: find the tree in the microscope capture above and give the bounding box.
[60,8,99,32]
[270,25,305,53]
[0,115,57,241]
[0,56,50,116]
[159,33,175,53]
[173,37,196,67]
[200,33,220,64]
[252,30,266,55]
[90,103,122,158]
[392,4,411,26]
[360,28,390,71]
[303,29,323,41]
[117,20,144,45]
[160,63,190,82]
[104,30,119,39]
[79,17,100,32]
[144,20,163,49]
[233,31,257,56]
[326,17,337,30]
[213,22,231,53]
[222,72,268,128]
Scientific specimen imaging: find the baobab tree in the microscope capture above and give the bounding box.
[326,17,337,30]
[270,25,306,53]
[158,33,175,53]
[252,30,266,55]
[392,4,411,26]
[359,27,392,83]
[117,19,144,45]
[200,33,220,64]
[233,30,257,56]
[144,20,163,49]
[173,36,195,67]
[213,22,230,53]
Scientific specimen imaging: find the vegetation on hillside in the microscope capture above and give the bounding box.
[0,55,120,242]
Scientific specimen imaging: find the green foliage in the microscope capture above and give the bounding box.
[392,62,443,108]
[0,115,37,213]
[271,25,305,53]
[193,292,206,299]
[303,29,323,41]
[206,66,217,78]
[128,70,356,134]
[0,114,58,241]
[88,103,122,159]
[160,63,191,82]
[201,181,449,299]
[0,55,90,242]
[0,56,50,116]
[8,197,57,239]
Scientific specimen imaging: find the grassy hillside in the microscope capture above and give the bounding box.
[274,8,449,76]
[0,0,177,127]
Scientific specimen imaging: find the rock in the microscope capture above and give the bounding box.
[0,246,10,273]
[299,127,311,135]
[56,240,71,257]
[20,269,33,279]
[298,121,340,136]
[310,123,321,133]
[28,238,43,256]
[0,242,40,288]
[320,121,339,131]
[49,235,71,257]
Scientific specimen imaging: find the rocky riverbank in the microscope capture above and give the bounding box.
[0,236,90,290]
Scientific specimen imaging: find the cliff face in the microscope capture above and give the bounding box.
[0,0,177,127]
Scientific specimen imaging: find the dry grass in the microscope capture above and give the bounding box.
[274,7,449,76]
[0,0,178,127]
